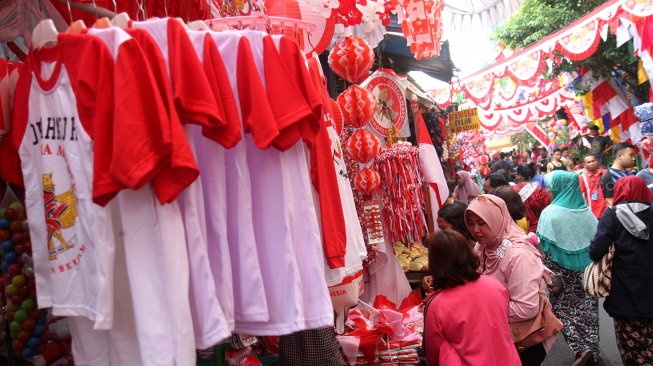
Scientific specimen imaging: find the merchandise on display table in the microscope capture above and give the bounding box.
[336,291,425,366]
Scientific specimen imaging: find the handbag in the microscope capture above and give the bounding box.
[510,292,564,351]
[582,243,615,297]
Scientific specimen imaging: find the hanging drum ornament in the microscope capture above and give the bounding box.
[478,155,489,166]
[330,99,344,136]
[328,36,375,83]
[337,84,377,128]
[480,166,492,177]
[354,168,381,195]
[346,129,381,164]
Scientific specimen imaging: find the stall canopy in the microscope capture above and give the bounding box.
[429,0,653,139]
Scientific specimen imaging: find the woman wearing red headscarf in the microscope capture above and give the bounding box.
[589,176,653,366]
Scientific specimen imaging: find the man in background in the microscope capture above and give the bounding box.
[579,155,608,218]
[636,157,653,194]
[600,143,637,206]
[586,125,613,168]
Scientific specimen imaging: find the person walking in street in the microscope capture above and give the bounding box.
[422,230,521,366]
[511,163,552,233]
[466,195,554,366]
[599,143,637,206]
[452,170,481,203]
[483,172,508,194]
[580,155,608,219]
[589,176,653,366]
[547,148,570,173]
[537,170,600,366]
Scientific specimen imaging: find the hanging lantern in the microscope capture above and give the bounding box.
[330,99,344,136]
[337,85,377,128]
[478,155,489,165]
[354,168,380,195]
[346,129,381,164]
[480,166,491,177]
[328,36,375,83]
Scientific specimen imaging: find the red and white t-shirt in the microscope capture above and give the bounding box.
[234,30,333,334]
[9,33,171,329]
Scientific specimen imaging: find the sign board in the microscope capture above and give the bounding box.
[449,108,480,133]
[362,200,385,246]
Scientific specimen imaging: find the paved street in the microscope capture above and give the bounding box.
[543,299,622,366]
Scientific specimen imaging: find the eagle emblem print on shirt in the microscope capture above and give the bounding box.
[30,114,87,272]
[42,173,78,260]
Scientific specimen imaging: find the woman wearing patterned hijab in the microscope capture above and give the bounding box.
[465,195,553,366]
[453,170,481,202]
[590,176,653,366]
[537,170,599,366]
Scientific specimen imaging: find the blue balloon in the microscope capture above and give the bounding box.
[27,337,41,349]
[0,218,9,229]
[21,348,35,359]
[3,252,17,264]
[0,263,8,273]
[32,324,45,336]
[1,240,14,252]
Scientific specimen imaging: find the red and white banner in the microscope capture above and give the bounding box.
[416,111,449,229]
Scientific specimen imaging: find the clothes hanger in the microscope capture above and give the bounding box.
[32,19,59,49]
[64,0,87,34]
[111,12,131,28]
[188,20,210,31]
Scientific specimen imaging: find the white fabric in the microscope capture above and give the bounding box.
[233,30,333,334]
[210,30,270,324]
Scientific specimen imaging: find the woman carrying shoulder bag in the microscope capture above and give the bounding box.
[465,195,558,366]
[589,176,653,365]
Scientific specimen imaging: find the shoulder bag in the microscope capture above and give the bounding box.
[510,292,564,351]
[582,208,616,297]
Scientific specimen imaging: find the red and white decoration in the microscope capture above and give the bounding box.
[394,0,445,59]
[338,84,378,128]
[328,36,375,83]
[354,168,381,195]
[347,129,382,164]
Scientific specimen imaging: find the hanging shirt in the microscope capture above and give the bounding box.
[84,27,197,366]
[8,32,174,331]
[304,54,366,286]
[210,30,271,326]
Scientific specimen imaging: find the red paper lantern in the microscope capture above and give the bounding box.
[330,99,344,136]
[337,85,377,128]
[346,129,381,164]
[354,168,380,195]
[478,155,489,165]
[480,166,491,177]
[328,36,375,83]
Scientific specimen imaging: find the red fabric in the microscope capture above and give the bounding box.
[0,61,27,185]
[165,19,224,129]
[201,34,242,149]
[306,56,346,268]
[613,175,653,205]
[261,35,314,151]
[236,37,280,149]
[125,27,200,204]
[509,183,552,233]
[591,81,617,120]
[579,170,608,219]
[104,35,173,200]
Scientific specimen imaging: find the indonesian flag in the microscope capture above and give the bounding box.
[416,111,449,230]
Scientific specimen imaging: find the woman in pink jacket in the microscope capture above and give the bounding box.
[465,195,554,366]
[423,229,520,366]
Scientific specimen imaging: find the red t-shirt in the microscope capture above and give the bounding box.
[579,169,608,219]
